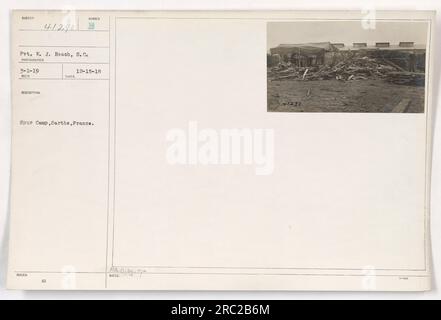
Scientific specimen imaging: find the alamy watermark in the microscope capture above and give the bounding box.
[361,265,377,290]
[166,121,275,176]
[61,265,77,290]
[361,6,377,30]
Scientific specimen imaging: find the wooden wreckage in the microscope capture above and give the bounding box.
[267,42,426,86]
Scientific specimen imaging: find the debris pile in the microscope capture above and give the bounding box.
[268,54,425,86]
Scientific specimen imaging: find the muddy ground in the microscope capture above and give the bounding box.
[267,79,425,113]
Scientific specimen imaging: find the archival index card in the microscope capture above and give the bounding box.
[7,10,435,291]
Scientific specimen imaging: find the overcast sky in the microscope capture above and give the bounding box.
[267,21,429,50]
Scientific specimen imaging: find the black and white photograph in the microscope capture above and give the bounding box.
[267,21,428,113]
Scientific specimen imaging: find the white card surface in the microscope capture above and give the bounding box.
[7,10,435,291]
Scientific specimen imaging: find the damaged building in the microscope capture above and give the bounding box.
[267,41,426,85]
[268,41,425,72]
[269,42,340,68]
